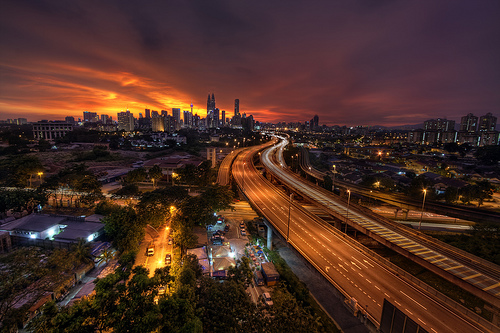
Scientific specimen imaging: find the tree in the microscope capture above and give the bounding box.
[148,165,163,184]
[136,186,189,228]
[474,145,500,165]
[103,206,144,253]
[125,168,147,184]
[113,183,140,198]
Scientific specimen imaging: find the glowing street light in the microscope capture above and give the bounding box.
[332,165,336,192]
[419,189,427,230]
[345,190,351,233]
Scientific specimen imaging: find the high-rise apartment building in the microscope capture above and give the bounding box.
[117,110,135,132]
[424,118,455,131]
[479,113,497,132]
[145,109,151,119]
[460,113,478,133]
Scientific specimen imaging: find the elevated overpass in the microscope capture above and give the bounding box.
[233,140,498,333]
[298,147,500,225]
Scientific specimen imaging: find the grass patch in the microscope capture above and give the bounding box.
[371,247,494,321]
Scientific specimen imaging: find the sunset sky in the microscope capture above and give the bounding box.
[1,0,499,126]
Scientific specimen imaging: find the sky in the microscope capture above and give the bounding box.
[0,0,499,126]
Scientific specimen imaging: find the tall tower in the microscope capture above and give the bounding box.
[479,113,497,132]
[460,113,478,133]
[234,99,240,116]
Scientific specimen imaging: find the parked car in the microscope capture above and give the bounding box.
[262,292,273,306]
[165,254,171,265]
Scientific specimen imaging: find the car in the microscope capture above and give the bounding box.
[158,286,165,295]
[165,254,171,265]
[240,229,246,236]
[262,292,273,306]
[224,225,230,232]
[168,238,173,245]
[239,222,245,228]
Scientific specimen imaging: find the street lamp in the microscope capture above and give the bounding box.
[171,172,177,186]
[151,178,155,189]
[287,193,294,243]
[332,165,336,192]
[37,172,43,184]
[346,190,351,233]
[419,189,427,230]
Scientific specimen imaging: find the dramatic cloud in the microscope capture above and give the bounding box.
[1,0,499,126]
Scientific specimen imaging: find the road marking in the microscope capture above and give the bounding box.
[463,273,481,280]
[483,282,500,291]
[406,309,413,315]
[400,290,427,310]
[418,318,427,325]
[375,286,380,290]
[325,266,330,272]
[363,259,374,267]
[395,300,402,306]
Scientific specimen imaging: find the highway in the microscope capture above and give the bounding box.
[217,148,244,186]
[267,138,500,311]
[233,142,497,333]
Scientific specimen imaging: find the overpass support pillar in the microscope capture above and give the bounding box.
[402,209,408,220]
[394,208,400,219]
[264,221,273,250]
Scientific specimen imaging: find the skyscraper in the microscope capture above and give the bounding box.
[234,99,240,116]
[83,111,98,122]
[117,110,135,132]
[145,109,151,119]
[221,110,226,127]
[172,108,181,130]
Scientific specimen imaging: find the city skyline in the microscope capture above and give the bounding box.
[1,1,499,126]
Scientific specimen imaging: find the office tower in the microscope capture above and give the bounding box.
[83,111,98,122]
[183,110,193,128]
[152,116,164,132]
[172,108,181,130]
[221,110,226,127]
[152,110,159,117]
[460,113,478,133]
[313,115,319,130]
[33,121,73,140]
[479,113,497,132]
[117,110,135,132]
[65,116,75,124]
[234,99,240,116]
[145,109,151,119]
[139,113,143,119]
[101,114,109,124]
[161,110,168,117]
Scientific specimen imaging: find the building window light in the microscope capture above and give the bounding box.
[30,234,36,239]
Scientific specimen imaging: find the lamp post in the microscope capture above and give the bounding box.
[345,190,351,233]
[287,193,294,243]
[332,165,336,193]
[419,189,427,230]
[151,178,155,189]
[37,172,43,184]
[171,172,176,186]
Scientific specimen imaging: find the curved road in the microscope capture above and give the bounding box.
[233,141,496,333]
